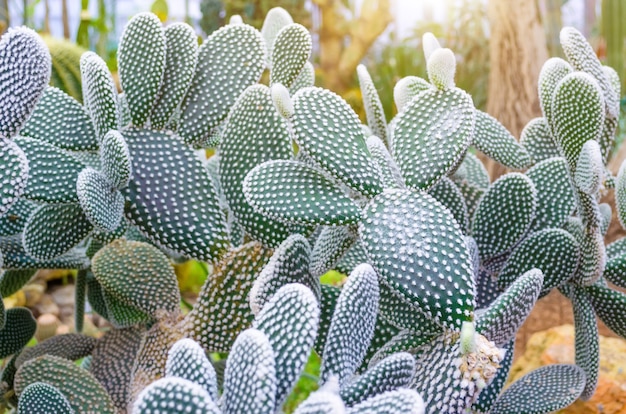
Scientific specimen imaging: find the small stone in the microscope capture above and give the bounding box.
[50,284,75,307]
[36,313,61,342]
[32,293,60,317]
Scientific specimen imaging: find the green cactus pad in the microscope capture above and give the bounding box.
[179,23,265,146]
[616,160,626,230]
[99,130,132,189]
[90,326,145,412]
[102,287,155,328]
[15,333,96,369]
[14,136,85,204]
[244,160,362,226]
[335,240,369,275]
[293,379,346,414]
[473,110,531,169]
[261,7,293,66]
[451,154,489,221]
[560,27,619,119]
[76,168,124,232]
[359,318,401,372]
[132,377,219,414]
[358,65,388,146]
[219,84,293,247]
[340,352,415,407]
[17,382,74,414]
[0,138,29,216]
[184,242,272,352]
[490,364,585,414]
[573,225,605,286]
[321,264,379,385]
[21,87,97,151]
[250,234,319,315]
[360,188,475,330]
[569,287,599,401]
[428,176,470,234]
[0,269,35,299]
[498,229,579,296]
[292,87,383,197]
[270,24,311,88]
[574,139,603,195]
[22,203,93,260]
[15,355,116,413]
[0,27,51,138]
[315,284,341,356]
[346,388,425,414]
[122,128,229,262]
[80,52,119,141]
[118,93,131,127]
[166,338,218,400]
[472,173,537,260]
[393,76,431,114]
[538,57,573,122]
[118,13,166,127]
[366,136,404,189]
[150,23,198,129]
[290,61,315,94]
[0,236,89,270]
[604,254,626,289]
[471,340,514,413]
[526,157,575,231]
[606,236,626,259]
[476,269,543,346]
[393,87,474,190]
[0,307,36,358]
[0,199,36,237]
[310,226,357,278]
[584,284,626,338]
[223,329,277,414]
[549,72,604,171]
[378,280,443,333]
[519,117,561,163]
[254,283,320,407]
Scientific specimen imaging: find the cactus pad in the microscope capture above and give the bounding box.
[166,338,218,401]
[520,117,561,163]
[473,110,531,169]
[99,130,132,189]
[17,382,74,414]
[0,307,36,359]
[76,168,124,232]
[526,157,575,230]
[0,138,29,216]
[357,65,388,146]
[132,377,219,414]
[80,52,119,141]
[270,24,311,88]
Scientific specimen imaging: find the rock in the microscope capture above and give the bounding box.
[35,313,61,342]
[32,293,60,317]
[509,324,626,413]
[22,281,45,307]
[49,284,75,307]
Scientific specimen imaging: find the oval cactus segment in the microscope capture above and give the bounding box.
[14,136,85,204]
[292,87,383,197]
[76,168,124,232]
[538,57,573,122]
[150,23,197,130]
[219,84,293,247]
[0,236,89,270]
[393,87,475,190]
[80,52,119,141]
[604,254,626,289]
[315,284,341,357]
[473,110,532,169]
[294,380,346,414]
[616,160,626,230]
[606,236,626,260]
[15,333,96,369]
[184,242,273,352]
[166,338,218,401]
[378,280,443,333]
[320,264,379,386]
[472,173,537,260]
[360,188,475,331]
[498,229,579,296]
[0,308,36,359]
[21,87,98,151]
[0,138,29,216]
[223,329,276,414]
[358,65,388,146]
[366,136,404,189]
[15,355,116,414]
[490,364,586,414]
[18,382,75,414]
[99,130,132,189]
[23,203,93,261]
[179,23,265,146]
[428,176,470,234]
[393,76,431,114]
[0,27,51,138]
[574,139,603,195]
[0,269,36,299]
[118,13,166,127]
[122,128,229,262]
[244,160,362,226]
[92,239,180,317]
[254,284,319,407]
[0,199,35,238]
[569,287,599,401]
[526,157,575,231]
[549,72,605,171]
[270,24,311,88]
[520,117,561,163]
[477,269,543,346]
[261,7,293,64]
[290,61,315,94]
[347,389,425,414]
[427,48,456,90]
[132,377,219,414]
[309,226,357,278]
[584,284,626,338]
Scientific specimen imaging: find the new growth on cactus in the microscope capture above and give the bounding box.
[0,6,625,414]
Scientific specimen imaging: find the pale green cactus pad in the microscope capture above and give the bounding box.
[21,86,97,151]
[604,253,626,289]
[428,176,470,234]
[261,7,293,66]
[80,52,120,141]
[358,65,389,146]
[0,138,29,216]
[244,160,362,225]
[76,168,124,232]
[472,110,531,169]
[0,308,36,359]
[378,281,442,333]
[122,128,229,261]
[360,188,474,331]
[472,173,537,260]
[451,152,489,221]
[15,333,96,369]
[290,61,315,94]
[309,226,357,278]
[292,87,383,197]
[0,270,35,300]
[538,57,573,122]
[315,284,341,356]
[293,379,346,414]
[366,136,404,189]
[0,199,36,237]
[99,130,132,189]
[17,382,74,414]
[574,140,603,195]
[347,388,425,414]
[166,338,218,401]
[223,328,276,414]
[0,236,89,270]
[393,76,431,114]
[393,87,474,190]
[616,160,626,230]
[584,284,626,338]
[0,27,51,139]
[132,377,219,414]
[569,286,599,400]
[270,24,311,88]
[519,118,561,163]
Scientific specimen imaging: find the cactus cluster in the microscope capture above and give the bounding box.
[0,7,625,414]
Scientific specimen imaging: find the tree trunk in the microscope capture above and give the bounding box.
[482,0,548,180]
[62,0,70,38]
